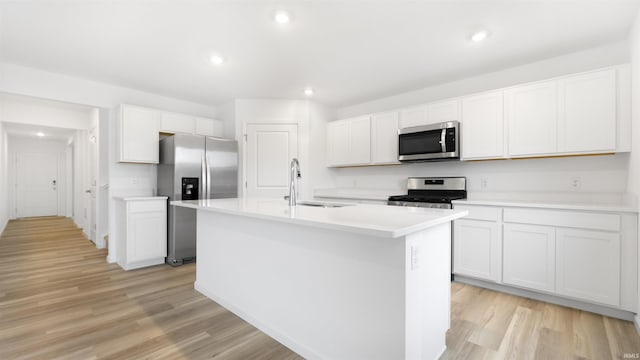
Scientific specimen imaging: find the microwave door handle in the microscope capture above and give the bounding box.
[440,129,447,153]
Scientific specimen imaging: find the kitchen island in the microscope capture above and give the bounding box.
[172,198,467,360]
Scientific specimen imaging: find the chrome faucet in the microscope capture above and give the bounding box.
[288,158,301,206]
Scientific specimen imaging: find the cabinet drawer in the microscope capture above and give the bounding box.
[503,208,620,232]
[128,200,167,213]
[454,205,501,221]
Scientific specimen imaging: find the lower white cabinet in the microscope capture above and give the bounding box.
[556,228,620,306]
[115,197,167,270]
[453,219,501,282]
[503,223,556,293]
[454,203,636,312]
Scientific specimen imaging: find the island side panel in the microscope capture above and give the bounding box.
[195,210,407,360]
[404,223,451,360]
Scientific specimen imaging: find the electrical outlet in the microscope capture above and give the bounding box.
[570,176,581,190]
[410,246,419,270]
[131,178,138,185]
[480,178,488,189]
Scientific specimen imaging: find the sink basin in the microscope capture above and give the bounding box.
[295,201,353,208]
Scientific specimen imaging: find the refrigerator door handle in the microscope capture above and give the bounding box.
[201,155,207,199]
[206,155,212,199]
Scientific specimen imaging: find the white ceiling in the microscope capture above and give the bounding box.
[1,0,638,108]
[3,122,77,141]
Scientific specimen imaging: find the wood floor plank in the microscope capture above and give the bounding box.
[2,217,639,359]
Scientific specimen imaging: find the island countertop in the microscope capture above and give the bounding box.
[171,198,467,238]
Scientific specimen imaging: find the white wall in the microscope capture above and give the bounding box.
[325,41,632,197]
[338,41,629,118]
[226,99,332,200]
[0,121,8,233]
[7,136,68,218]
[627,6,640,331]
[0,93,93,130]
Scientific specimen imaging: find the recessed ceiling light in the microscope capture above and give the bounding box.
[274,11,291,24]
[36,132,45,137]
[210,55,225,65]
[471,30,489,42]
[303,88,314,96]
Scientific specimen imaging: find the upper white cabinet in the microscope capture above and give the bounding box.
[399,106,427,129]
[160,112,224,137]
[195,117,224,137]
[327,120,350,166]
[399,99,460,129]
[326,117,370,166]
[461,90,505,160]
[118,105,160,164]
[371,112,399,164]
[557,68,616,153]
[426,99,461,124]
[505,80,557,157]
[160,112,194,134]
[349,117,372,165]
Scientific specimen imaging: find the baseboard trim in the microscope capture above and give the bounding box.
[455,276,635,321]
[0,219,7,236]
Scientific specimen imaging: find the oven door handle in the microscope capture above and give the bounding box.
[439,129,447,153]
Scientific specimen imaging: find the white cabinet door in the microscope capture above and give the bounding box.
[557,68,616,153]
[371,112,399,164]
[128,211,167,262]
[326,120,349,166]
[195,117,224,137]
[160,112,194,134]
[506,80,557,156]
[503,224,556,293]
[461,90,505,160]
[556,228,620,306]
[453,219,501,282]
[399,106,428,129]
[349,116,371,165]
[426,99,460,124]
[119,105,159,163]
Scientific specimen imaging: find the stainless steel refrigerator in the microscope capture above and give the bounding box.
[158,134,238,266]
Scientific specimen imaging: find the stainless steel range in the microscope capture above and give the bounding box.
[388,177,466,209]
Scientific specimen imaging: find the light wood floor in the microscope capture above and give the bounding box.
[1,217,639,359]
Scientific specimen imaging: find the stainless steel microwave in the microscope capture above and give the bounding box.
[398,121,460,162]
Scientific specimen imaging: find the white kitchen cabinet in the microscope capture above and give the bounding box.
[371,111,399,164]
[426,99,460,124]
[503,223,556,293]
[115,197,167,271]
[160,112,194,134]
[326,117,370,166]
[453,219,501,282]
[556,228,620,306]
[118,105,160,164]
[195,117,224,137]
[326,120,350,166]
[399,99,460,129]
[349,116,371,165]
[505,80,557,156]
[461,90,505,160]
[557,68,617,153]
[399,106,427,129]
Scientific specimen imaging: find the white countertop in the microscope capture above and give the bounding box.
[314,188,396,201]
[171,198,467,238]
[113,196,168,201]
[454,192,638,213]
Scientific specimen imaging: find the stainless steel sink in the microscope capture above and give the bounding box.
[295,201,353,208]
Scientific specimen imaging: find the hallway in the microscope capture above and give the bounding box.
[0,217,301,359]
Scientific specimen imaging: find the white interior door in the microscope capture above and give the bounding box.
[16,152,58,217]
[245,124,298,198]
